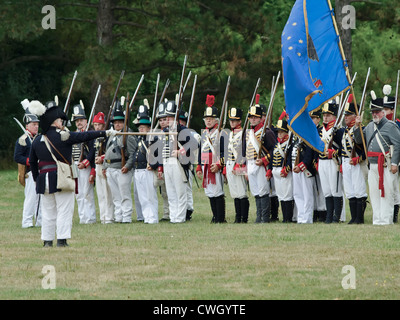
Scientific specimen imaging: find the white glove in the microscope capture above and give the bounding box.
[106,128,117,138]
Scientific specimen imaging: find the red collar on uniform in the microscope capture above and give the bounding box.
[347,119,356,128]
[251,121,264,132]
[323,119,335,131]
[278,134,289,144]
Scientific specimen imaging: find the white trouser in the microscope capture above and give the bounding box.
[41,173,75,241]
[106,168,133,223]
[154,171,169,219]
[201,166,225,198]
[293,171,314,224]
[272,167,293,201]
[247,160,269,197]
[164,158,188,223]
[393,173,400,205]
[369,164,395,225]
[75,164,96,224]
[313,173,326,211]
[134,169,159,224]
[342,158,368,199]
[22,171,42,228]
[318,159,343,197]
[133,171,144,221]
[95,164,114,224]
[226,161,248,199]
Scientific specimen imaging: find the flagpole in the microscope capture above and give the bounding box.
[327,0,368,165]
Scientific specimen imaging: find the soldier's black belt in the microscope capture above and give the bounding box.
[105,159,122,164]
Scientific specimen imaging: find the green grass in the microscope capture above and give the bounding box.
[0,169,399,300]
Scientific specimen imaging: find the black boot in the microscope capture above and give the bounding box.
[394,205,399,223]
[260,195,271,223]
[270,196,279,222]
[319,210,327,222]
[333,197,343,223]
[348,198,357,224]
[255,196,261,223]
[209,197,217,223]
[240,198,249,223]
[234,198,241,223]
[186,209,193,221]
[215,195,226,223]
[287,200,294,223]
[57,239,69,247]
[313,210,319,222]
[281,201,287,222]
[43,241,53,247]
[355,197,365,224]
[361,197,368,223]
[325,196,334,224]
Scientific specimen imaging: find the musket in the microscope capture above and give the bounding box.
[121,94,129,168]
[258,71,280,158]
[98,70,125,156]
[85,84,102,132]
[186,74,197,129]
[333,72,358,130]
[242,78,261,136]
[79,84,102,163]
[158,79,170,105]
[128,74,145,112]
[222,101,228,130]
[218,76,231,132]
[151,74,160,130]
[173,55,188,129]
[63,70,78,115]
[181,71,192,104]
[393,70,400,121]
[359,68,370,118]
[266,73,280,128]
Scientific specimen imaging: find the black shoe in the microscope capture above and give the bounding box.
[43,241,53,247]
[186,209,193,221]
[57,239,69,247]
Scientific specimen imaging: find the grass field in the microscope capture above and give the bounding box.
[0,169,399,300]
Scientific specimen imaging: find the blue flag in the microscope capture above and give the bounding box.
[281,0,350,153]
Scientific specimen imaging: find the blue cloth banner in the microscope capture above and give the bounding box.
[281,0,350,153]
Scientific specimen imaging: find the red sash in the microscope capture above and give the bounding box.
[367,151,389,197]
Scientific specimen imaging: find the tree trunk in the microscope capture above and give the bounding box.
[95,0,114,115]
[97,0,114,46]
[335,0,353,74]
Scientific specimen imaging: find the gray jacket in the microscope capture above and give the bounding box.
[103,129,137,170]
[354,117,400,165]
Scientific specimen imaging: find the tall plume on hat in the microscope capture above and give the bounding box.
[21,99,30,111]
[255,94,260,105]
[29,100,46,116]
[206,95,215,107]
[383,85,392,96]
[370,90,377,101]
[348,93,353,103]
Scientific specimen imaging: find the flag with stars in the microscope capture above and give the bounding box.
[281,0,350,153]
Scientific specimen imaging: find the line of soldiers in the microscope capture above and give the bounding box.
[14,83,400,241]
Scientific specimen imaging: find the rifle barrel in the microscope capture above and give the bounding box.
[187,74,197,129]
[63,70,78,114]
[86,84,102,132]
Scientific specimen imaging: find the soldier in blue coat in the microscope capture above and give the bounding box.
[29,99,115,247]
[14,99,42,228]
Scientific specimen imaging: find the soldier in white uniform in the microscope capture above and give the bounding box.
[339,95,368,224]
[90,112,115,224]
[103,98,137,223]
[196,95,226,223]
[70,101,97,224]
[268,116,294,223]
[223,106,249,223]
[243,94,276,223]
[318,99,344,223]
[354,91,400,225]
[157,98,192,223]
[132,103,159,224]
[14,99,42,228]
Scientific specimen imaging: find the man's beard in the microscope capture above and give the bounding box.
[372,117,381,124]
